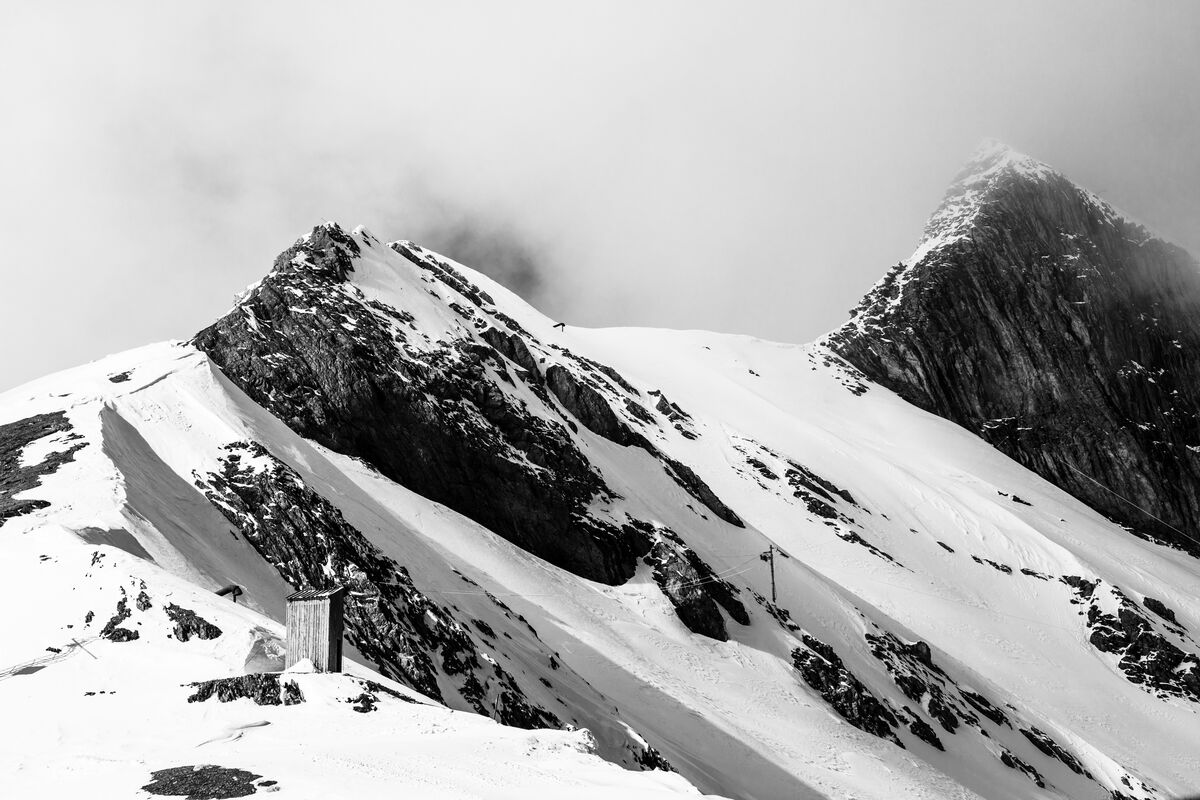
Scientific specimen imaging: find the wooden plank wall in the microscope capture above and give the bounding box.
[285,597,342,672]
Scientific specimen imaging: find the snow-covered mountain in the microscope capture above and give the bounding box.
[3,143,1199,800]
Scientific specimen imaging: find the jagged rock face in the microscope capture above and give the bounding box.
[828,145,1200,554]
[639,523,749,641]
[195,440,565,728]
[792,634,903,747]
[1061,575,1200,701]
[193,225,644,584]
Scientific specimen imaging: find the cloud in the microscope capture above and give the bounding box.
[410,216,549,304]
[2,1,1199,390]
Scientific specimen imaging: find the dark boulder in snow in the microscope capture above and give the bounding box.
[187,673,303,706]
[142,765,270,798]
[164,604,222,642]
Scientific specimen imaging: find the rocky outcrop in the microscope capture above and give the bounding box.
[100,596,139,642]
[792,634,903,747]
[640,525,749,641]
[142,765,271,799]
[187,673,303,706]
[1062,576,1200,701]
[195,440,566,729]
[543,361,743,527]
[193,224,645,585]
[828,144,1200,556]
[164,604,222,642]
[545,364,652,449]
[0,411,85,522]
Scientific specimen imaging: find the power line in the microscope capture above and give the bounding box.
[428,555,763,599]
[1061,462,1200,550]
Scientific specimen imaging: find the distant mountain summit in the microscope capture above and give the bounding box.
[828,141,1200,555]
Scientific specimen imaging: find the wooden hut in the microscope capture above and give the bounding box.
[284,587,345,672]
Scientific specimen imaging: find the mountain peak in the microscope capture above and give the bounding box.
[912,140,1061,264]
[963,139,1052,179]
[829,138,1200,560]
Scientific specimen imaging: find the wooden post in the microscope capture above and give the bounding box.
[760,545,777,604]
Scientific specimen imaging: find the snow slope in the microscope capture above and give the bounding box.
[1,213,1198,800]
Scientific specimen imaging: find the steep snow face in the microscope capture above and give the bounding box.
[3,212,1200,800]
[829,141,1200,557]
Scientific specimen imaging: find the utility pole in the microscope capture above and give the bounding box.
[760,545,777,604]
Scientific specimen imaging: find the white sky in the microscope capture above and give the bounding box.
[2,1,1199,391]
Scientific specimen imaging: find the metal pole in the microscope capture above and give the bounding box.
[769,545,776,604]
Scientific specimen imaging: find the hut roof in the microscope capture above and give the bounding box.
[285,586,346,602]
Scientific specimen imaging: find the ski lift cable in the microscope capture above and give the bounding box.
[1061,462,1200,550]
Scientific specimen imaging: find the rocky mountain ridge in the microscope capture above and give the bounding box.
[3,143,1200,800]
[829,141,1200,557]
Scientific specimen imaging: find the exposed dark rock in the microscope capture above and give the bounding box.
[837,531,900,565]
[904,709,944,750]
[1061,575,1097,601]
[785,462,858,508]
[1019,726,1092,778]
[480,326,540,375]
[100,597,138,642]
[793,635,903,747]
[0,412,86,522]
[745,458,778,481]
[187,673,303,706]
[961,690,1011,728]
[828,145,1200,556]
[538,356,741,528]
[971,555,1013,574]
[348,691,380,713]
[195,441,564,730]
[865,631,983,739]
[391,241,495,308]
[194,224,644,585]
[660,457,744,527]
[1000,747,1045,788]
[107,627,139,642]
[545,364,652,450]
[1064,579,1200,701]
[1142,596,1178,625]
[633,744,674,772]
[165,604,222,642]
[142,765,267,799]
[640,526,748,641]
[650,391,699,439]
[136,591,152,611]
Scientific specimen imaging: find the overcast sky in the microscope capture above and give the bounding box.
[2,1,1198,391]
